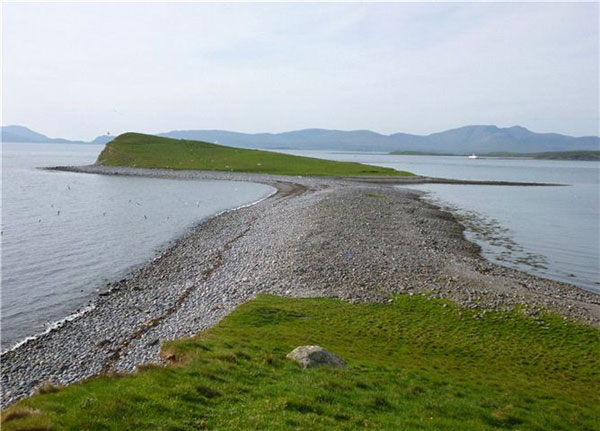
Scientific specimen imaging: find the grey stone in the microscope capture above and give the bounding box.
[286,345,346,369]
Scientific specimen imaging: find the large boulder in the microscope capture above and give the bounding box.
[286,345,346,369]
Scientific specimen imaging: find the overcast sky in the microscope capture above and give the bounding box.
[2,2,599,141]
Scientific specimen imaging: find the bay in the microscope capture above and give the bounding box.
[1,143,274,350]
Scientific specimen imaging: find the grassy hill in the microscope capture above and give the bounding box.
[97,133,411,177]
[3,295,598,430]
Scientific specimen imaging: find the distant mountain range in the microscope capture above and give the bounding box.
[0,125,116,146]
[2,124,599,154]
[159,125,599,153]
[1,125,87,144]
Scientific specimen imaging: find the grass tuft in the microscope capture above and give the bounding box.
[1,407,52,431]
[196,385,222,399]
[34,383,62,395]
[285,401,323,415]
[1,408,42,423]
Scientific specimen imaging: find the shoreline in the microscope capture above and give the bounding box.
[0,184,280,356]
[45,164,566,186]
[2,166,598,408]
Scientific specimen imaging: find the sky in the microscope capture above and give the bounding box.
[2,2,599,141]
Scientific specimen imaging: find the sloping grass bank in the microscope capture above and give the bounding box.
[3,295,598,430]
[97,133,412,176]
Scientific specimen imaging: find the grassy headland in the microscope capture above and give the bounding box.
[389,149,600,161]
[3,294,598,430]
[98,133,411,176]
[500,151,600,161]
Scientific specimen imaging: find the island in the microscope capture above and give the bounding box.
[390,149,600,161]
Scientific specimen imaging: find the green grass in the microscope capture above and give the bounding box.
[3,295,599,430]
[97,133,412,176]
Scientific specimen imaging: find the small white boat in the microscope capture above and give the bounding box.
[468,153,478,159]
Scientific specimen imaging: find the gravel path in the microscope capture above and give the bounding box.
[2,166,599,408]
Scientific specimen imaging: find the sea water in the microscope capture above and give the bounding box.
[1,143,274,350]
[280,150,600,293]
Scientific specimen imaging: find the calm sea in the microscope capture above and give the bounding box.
[1,143,274,350]
[280,150,600,293]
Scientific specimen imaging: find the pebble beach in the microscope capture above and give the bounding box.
[2,166,599,408]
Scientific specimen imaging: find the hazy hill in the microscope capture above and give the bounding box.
[160,128,396,151]
[89,134,117,145]
[3,124,599,153]
[1,125,85,144]
[161,125,600,153]
[402,125,600,153]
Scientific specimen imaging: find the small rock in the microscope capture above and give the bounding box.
[146,338,160,347]
[286,345,345,369]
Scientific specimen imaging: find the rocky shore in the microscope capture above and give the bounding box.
[2,166,599,408]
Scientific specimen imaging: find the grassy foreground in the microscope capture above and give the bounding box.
[97,133,411,176]
[3,295,599,431]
